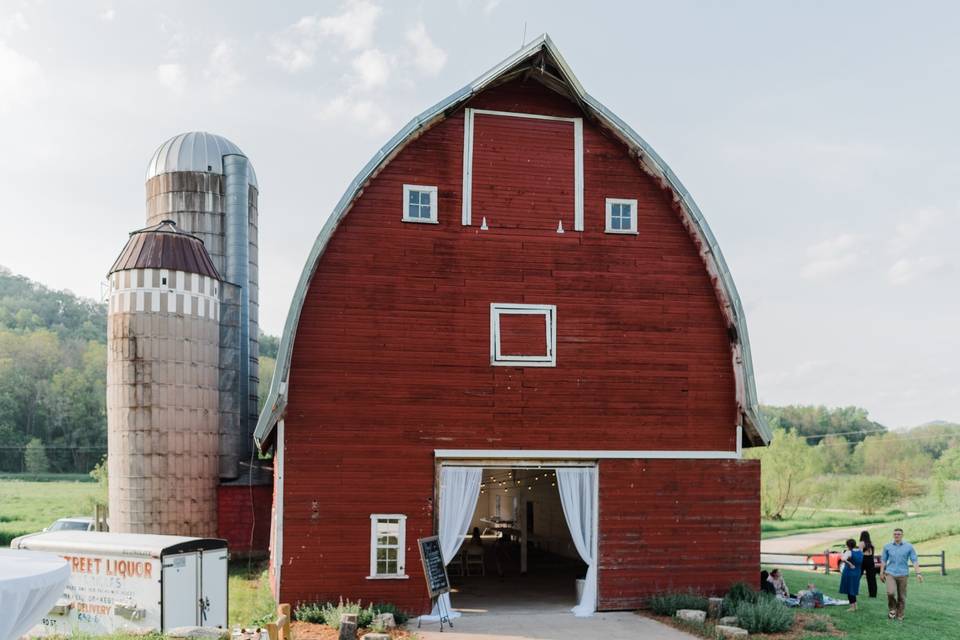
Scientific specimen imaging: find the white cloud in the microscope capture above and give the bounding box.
[0,41,44,113]
[351,48,390,89]
[889,208,944,254]
[318,0,381,51]
[270,1,382,73]
[483,0,502,14]
[205,41,243,92]
[801,233,861,279]
[156,63,185,94]
[0,11,28,37]
[316,95,391,135]
[99,9,116,22]
[888,256,949,285]
[406,22,446,76]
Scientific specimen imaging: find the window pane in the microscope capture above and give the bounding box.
[377,560,387,574]
[409,192,418,205]
[611,217,622,230]
[385,560,397,574]
[377,548,386,561]
[387,548,397,560]
[612,203,621,216]
[378,535,398,545]
[419,191,430,205]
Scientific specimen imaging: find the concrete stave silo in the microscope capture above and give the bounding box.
[106,222,222,536]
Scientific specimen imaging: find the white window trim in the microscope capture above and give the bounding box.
[490,303,557,367]
[605,198,638,234]
[402,184,439,224]
[368,514,409,579]
[462,108,584,231]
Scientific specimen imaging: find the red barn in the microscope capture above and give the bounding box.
[255,35,770,618]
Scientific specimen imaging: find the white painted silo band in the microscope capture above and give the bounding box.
[108,269,219,318]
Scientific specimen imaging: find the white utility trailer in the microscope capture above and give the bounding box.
[11,531,228,635]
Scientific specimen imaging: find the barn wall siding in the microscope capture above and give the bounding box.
[598,458,760,609]
[277,78,752,611]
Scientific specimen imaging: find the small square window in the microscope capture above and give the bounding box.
[369,514,407,579]
[490,303,557,367]
[402,185,439,224]
[605,198,638,234]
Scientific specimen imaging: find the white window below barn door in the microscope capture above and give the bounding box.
[402,184,439,223]
[605,198,638,234]
[490,303,557,367]
[368,514,408,579]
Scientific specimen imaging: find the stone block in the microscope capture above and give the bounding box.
[715,625,749,638]
[676,609,707,623]
[372,612,396,629]
[361,635,391,640]
[166,627,230,640]
[719,616,739,626]
[708,597,724,618]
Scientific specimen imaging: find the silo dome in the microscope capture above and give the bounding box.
[146,131,258,188]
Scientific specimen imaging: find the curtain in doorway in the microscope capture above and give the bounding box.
[422,466,482,621]
[556,467,598,616]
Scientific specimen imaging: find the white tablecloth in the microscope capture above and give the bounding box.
[0,549,70,640]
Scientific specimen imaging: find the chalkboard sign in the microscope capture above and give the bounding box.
[417,536,450,599]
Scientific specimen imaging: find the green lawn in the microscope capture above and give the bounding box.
[775,567,959,640]
[229,560,277,626]
[761,508,910,540]
[0,478,104,545]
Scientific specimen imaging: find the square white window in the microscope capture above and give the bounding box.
[605,198,638,234]
[368,514,407,579]
[490,303,557,367]
[402,185,439,224]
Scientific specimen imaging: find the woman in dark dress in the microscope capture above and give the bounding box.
[859,530,878,598]
[839,538,863,611]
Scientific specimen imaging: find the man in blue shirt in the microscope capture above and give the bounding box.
[880,527,923,621]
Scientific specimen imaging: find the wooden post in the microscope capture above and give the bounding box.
[278,604,291,640]
[941,551,947,576]
[265,623,279,640]
[824,550,830,575]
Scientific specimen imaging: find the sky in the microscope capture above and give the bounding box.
[0,1,957,428]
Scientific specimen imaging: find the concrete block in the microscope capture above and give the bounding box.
[715,625,748,638]
[676,609,707,623]
[708,597,724,618]
[361,635,390,640]
[372,612,396,629]
[718,616,739,626]
[166,627,230,640]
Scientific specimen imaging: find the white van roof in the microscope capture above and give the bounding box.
[11,531,227,558]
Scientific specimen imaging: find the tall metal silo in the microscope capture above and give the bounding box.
[144,132,259,480]
[106,221,222,535]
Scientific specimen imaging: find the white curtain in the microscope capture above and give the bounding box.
[556,467,598,617]
[421,466,482,622]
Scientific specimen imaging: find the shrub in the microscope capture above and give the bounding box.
[803,617,830,632]
[846,477,900,515]
[735,595,794,634]
[721,581,757,616]
[294,599,409,628]
[647,591,709,616]
[24,438,50,474]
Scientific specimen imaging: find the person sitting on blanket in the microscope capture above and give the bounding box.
[760,570,777,595]
[767,568,791,598]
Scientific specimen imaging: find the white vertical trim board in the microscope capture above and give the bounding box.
[272,420,285,594]
[461,108,475,226]
[462,109,583,231]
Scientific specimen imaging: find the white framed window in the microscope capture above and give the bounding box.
[402,184,439,224]
[490,303,557,367]
[605,198,638,234]
[368,514,408,579]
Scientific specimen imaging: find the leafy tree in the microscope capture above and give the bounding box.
[258,356,276,414]
[259,332,280,359]
[761,404,886,445]
[934,445,960,480]
[813,435,855,475]
[745,428,817,519]
[846,477,900,514]
[24,437,50,473]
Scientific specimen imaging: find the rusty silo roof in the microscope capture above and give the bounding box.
[109,220,221,280]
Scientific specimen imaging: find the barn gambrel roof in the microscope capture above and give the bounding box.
[254,34,772,449]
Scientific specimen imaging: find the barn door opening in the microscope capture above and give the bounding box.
[437,462,596,616]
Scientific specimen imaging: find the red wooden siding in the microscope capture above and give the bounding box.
[276,78,748,611]
[218,484,272,556]
[472,113,575,231]
[498,312,548,357]
[598,459,760,609]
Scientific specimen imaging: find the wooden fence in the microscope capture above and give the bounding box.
[760,550,947,576]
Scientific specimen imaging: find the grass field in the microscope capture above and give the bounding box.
[774,567,958,640]
[0,478,104,545]
[229,560,277,626]
[762,508,909,540]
